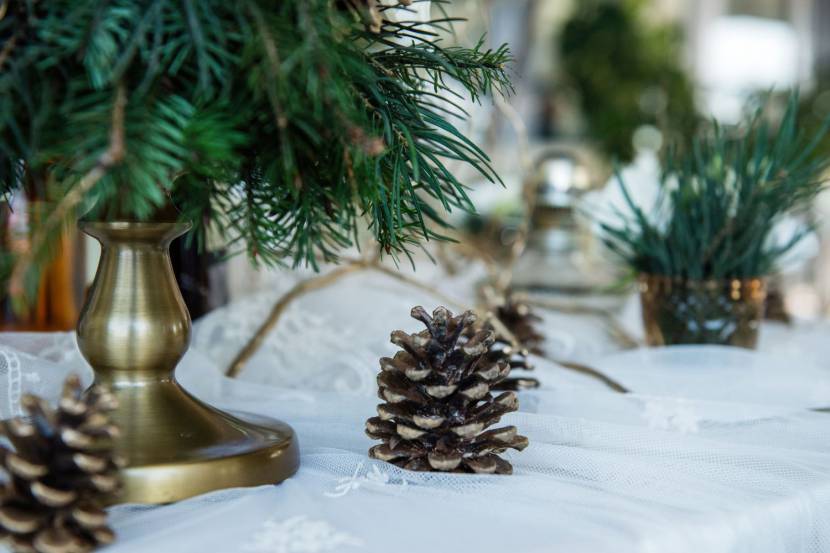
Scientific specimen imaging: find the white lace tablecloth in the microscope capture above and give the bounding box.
[2,263,830,553]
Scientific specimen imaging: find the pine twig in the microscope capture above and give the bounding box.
[555,360,629,393]
[9,84,127,299]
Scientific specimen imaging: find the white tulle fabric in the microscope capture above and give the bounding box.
[2,262,830,553]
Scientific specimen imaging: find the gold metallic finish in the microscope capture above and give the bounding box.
[77,221,299,504]
[639,274,767,349]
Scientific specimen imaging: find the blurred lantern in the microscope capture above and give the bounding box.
[512,147,617,296]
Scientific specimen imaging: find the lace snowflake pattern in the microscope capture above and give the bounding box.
[640,397,702,434]
[36,333,81,364]
[325,461,410,498]
[243,515,363,553]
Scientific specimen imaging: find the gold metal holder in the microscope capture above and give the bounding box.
[639,274,767,349]
[76,221,299,504]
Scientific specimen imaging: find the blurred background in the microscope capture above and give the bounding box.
[5,0,830,329]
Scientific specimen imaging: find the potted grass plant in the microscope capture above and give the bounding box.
[602,93,829,348]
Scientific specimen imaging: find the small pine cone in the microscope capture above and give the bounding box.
[0,375,121,553]
[462,323,539,391]
[466,287,541,391]
[367,306,529,474]
[489,337,540,392]
[494,291,546,356]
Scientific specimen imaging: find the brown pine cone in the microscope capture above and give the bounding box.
[0,375,121,553]
[489,336,540,392]
[467,287,542,391]
[492,290,545,356]
[366,306,529,474]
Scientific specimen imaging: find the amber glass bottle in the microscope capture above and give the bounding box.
[1,188,84,331]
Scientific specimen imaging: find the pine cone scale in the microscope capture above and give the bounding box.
[0,506,45,534]
[69,506,106,529]
[32,526,85,553]
[427,452,462,471]
[29,484,76,509]
[3,452,48,481]
[412,414,444,429]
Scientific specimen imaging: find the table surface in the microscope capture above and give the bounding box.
[1,262,830,553]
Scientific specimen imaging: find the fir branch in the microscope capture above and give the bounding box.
[2,0,513,301]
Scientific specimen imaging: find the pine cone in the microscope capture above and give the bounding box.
[467,287,541,391]
[367,306,529,474]
[489,336,540,392]
[0,375,121,553]
[493,291,545,356]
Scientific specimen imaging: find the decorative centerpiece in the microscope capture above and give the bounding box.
[0,376,120,553]
[1,2,511,502]
[602,93,828,348]
[367,306,529,474]
[638,275,766,348]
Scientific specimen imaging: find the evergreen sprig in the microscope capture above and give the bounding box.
[602,92,830,280]
[0,0,512,296]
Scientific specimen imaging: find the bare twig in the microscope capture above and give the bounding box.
[360,261,468,310]
[491,95,537,294]
[9,84,127,299]
[554,359,629,393]
[494,95,532,173]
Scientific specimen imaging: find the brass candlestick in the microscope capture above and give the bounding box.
[76,221,299,504]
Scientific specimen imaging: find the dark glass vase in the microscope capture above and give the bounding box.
[639,274,767,349]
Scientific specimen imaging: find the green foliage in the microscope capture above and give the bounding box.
[0,0,511,282]
[602,92,830,280]
[559,0,698,163]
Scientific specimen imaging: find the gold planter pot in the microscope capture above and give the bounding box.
[639,274,767,349]
[77,221,299,504]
